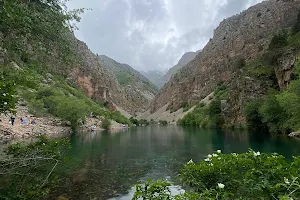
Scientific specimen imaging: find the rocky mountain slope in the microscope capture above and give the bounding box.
[150,0,300,125]
[160,51,200,88]
[141,70,165,88]
[98,55,158,114]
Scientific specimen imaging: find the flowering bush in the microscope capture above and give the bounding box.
[133,150,300,199]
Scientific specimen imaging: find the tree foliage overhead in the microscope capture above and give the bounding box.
[1,0,84,62]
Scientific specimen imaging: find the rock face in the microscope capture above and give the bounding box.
[67,38,133,113]
[150,0,300,125]
[160,51,200,88]
[98,55,158,114]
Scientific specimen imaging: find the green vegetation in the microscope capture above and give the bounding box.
[245,58,300,133]
[134,150,300,199]
[0,136,71,199]
[269,31,288,50]
[1,0,84,66]
[116,71,133,86]
[159,120,168,126]
[0,80,16,114]
[1,63,130,129]
[178,83,227,128]
[101,119,111,130]
[129,117,150,126]
[0,0,131,130]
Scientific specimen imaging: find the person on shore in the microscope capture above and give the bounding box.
[23,116,28,125]
[10,115,15,126]
[31,119,36,125]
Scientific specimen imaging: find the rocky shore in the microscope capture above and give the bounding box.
[289,132,300,138]
[0,106,71,143]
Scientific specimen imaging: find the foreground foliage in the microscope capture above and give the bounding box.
[0,136,71,199]
[133,150,300,199]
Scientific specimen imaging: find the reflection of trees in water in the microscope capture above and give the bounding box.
[50,126,300,199]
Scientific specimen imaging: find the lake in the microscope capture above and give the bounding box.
[52,125,300,200]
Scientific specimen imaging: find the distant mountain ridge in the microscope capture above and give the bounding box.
[161,51,201,87]
[98,55,158,114]
[142,51,200,88]
[141,70,165,88]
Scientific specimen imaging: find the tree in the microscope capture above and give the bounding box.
[244,100,266,131]
[259,90,289,133]
[269,33,288,50]
[1,0,84,63]
[0,136,70,199]
[101,119,111,130]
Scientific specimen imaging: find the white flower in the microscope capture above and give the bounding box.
[3,93,6,96]
[218,183,225,189]
[218,157,221,160]
[187,159,194,164]
[4,102,7,105]
[254,151,261,156]
[284,177,290,184]
[209,163,213,166]
[42,143,46,146]
[204,158,211,162]
[232,153,237,156]
[208,154,212,158]
[217,150,221,153]
[212,154,218,157]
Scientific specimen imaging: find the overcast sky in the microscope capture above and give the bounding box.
[67,0,263,72]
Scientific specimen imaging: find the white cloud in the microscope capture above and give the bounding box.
[67,0,263,71]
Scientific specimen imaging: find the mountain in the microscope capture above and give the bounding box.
[160,51,200,87]
[98,55,158,114]
[141,70,165,88]
[149,0,300,126]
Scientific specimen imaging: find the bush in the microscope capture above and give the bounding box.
[244,99,265,130]
[0,136,70,199]
[134,150,300,199]
[178,100,223,128]
[159,120,168,126]
[259,90,289,133]
[269,32,288,50]
[101,119,111,130]
[130,117,140,126]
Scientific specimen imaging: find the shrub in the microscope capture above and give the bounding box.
[208,99,223,127]
[134,150,300,199]
[269,32,288,50]
[159,120,168,126]
[101,119,111,130]
[130,117,140,126]
[259,90,289,133]
[244,99,265,130]
[0,136,70,199]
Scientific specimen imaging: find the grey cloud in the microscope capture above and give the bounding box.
[68,0,263,71]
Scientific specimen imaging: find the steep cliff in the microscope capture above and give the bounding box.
[150,0,300,125]
[98,55,158,114]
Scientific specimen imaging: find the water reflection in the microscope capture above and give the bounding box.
[52,125,300,200]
